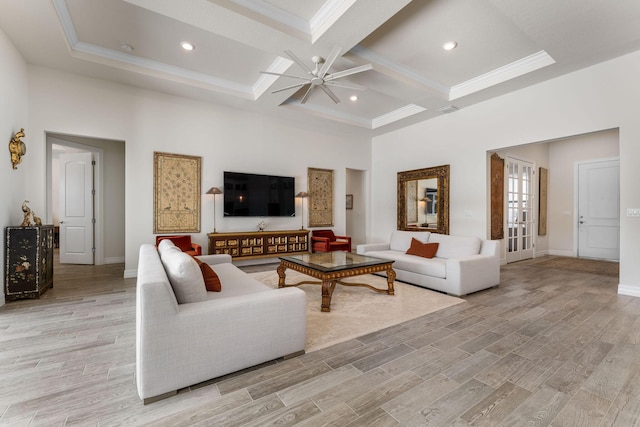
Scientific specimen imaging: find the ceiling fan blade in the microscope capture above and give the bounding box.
[284,50,313,74]
[300,85,314,104]
[323,80,366,91]
[325,64,373,81]
[260,71,307,80]
[319,85,340,103]
[318,46,342,78]
[272,82,309,93]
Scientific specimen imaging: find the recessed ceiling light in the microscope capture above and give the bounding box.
[350,95,359,102]
[181,41,195,51]
[442,41,458,51]
[119,43,134,52]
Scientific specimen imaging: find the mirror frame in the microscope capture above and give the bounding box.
[397,165,450,235]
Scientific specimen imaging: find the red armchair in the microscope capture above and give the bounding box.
[311,230,352,253]
[155,235,202,256]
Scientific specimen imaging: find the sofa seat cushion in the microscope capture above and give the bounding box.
[428,234,481,259]
[208,263,272,299]
[161,249,208,303]
[389,230,430,252]
[365,250,446,279]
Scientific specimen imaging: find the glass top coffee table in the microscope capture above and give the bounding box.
[277,252,396,312]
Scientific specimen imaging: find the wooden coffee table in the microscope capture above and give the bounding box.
[277,252,396,312]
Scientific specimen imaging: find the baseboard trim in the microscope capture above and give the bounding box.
[124,269,137,279]
[618,284,640,298]
[105,256,125,264]
[547,249,574,257]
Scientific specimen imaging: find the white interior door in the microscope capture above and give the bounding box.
[59,152,94,264]
[578,160,620,260]
[506,157,535,263]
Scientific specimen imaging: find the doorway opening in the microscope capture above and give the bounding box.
[346,168,367,249]
[46,133,125,266]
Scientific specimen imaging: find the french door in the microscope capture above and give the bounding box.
[506,157,535,263]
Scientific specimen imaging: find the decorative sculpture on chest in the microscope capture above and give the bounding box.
[20,200,42,227]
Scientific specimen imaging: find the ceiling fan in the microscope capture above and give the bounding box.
[260,46,373,104]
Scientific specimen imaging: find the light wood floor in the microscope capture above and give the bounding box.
[1,256,638,426]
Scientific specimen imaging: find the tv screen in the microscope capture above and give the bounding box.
[223,171,295,217]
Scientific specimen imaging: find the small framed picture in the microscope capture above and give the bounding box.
[346,194,353,210]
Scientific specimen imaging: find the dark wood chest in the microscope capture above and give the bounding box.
[5,225,54,300]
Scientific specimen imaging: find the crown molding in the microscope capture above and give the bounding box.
[372,104,427,129]
[449,50,556,100]
[52,0,255,99]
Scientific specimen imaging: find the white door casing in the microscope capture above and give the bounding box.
[506,157,535,263]
[577,159,620,260]
[59,152,94,264]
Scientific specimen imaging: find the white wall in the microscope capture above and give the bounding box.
[25,67,372,276]
[0,27,29,307]
[372,51,640,297]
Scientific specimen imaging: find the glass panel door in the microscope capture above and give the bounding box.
[506,157,535,263]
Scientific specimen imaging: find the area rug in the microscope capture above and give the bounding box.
[533,256,619,277]
[249,270,465,352]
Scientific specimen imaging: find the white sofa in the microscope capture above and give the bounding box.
[136,242,307,404]
[357,230,500,296]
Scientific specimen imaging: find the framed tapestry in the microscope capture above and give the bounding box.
[308,167,334,227]
[490,153,504,240]
[153,151,201,233]
[538,167,548,236]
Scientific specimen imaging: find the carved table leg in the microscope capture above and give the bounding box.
[277,263,286,288]
[386,267,396,295]
[321,279,337,312]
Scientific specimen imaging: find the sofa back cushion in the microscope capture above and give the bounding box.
[428,234,482,259]
[157,238,178,256]
[160,249,207,303]
[389,230,430,252]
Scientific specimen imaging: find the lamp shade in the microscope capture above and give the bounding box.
[295,191,309,198]
[206,187,223,195]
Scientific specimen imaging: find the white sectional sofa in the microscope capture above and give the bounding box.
[136,242,307,404]
[357,230,500,296]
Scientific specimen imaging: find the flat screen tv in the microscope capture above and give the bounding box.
[223,171,295,217]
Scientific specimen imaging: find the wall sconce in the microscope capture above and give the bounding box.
[9,128,26,169]
[295,191,309,230]
[206,187,223,233]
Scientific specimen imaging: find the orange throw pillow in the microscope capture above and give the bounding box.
[405,238,439,259]
[193,257,222,292]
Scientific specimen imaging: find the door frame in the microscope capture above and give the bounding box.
[46,134,105,265]
[573,157,620,259]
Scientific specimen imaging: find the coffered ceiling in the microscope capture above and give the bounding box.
[1,0,640,135]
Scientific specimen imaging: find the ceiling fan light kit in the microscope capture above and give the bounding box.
[261,46,373,104]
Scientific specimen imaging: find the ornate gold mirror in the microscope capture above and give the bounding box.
[397,165,450,234]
